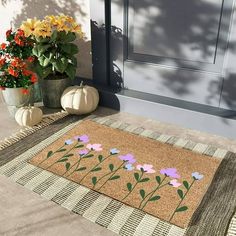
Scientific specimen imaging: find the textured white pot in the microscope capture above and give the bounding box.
[2,86,33,117]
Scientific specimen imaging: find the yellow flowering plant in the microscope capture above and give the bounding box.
[20,15,84,80]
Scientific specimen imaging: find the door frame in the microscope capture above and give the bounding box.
[89,0,111,87]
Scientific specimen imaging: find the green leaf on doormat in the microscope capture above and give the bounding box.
[134,173,140,181]
[109,175,120,181]
[139,189,145,199]
[176,206,188,212]
[183,181,189,190]
[149,195,161,202]
[57,158,68,163]
[91,167,102,172]
[83,154,94,158]
[64,154,74,158]
[65,162,70,171]
[155,176,161,184]
[75,144,84,148]
[92,177,97,186]
[56,149,66,153]
[47,151,53,158]
[76,167,86,171]
[98,155,103,163]
[109,164,114,171]
[139,178,150,183]
[177,189,184,199]
[127,183,132,192]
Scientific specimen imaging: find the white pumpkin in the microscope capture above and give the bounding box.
[15,106,43,127]
[61,83,99,115]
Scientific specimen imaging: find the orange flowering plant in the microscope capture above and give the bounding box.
[0,28,37,94]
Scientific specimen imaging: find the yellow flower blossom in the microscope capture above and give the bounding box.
[65,16,75,24]
[58,14,69,22]
[45,15,59,26]
[70,22,83,37]
[22,15,84,37]
[34,21,52,38]
[20,18,41,37]
[56,23,71,33]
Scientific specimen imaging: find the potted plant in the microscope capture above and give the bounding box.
[0,28,37,116]
[20,15,84,108]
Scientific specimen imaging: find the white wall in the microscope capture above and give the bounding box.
[0,0,92,79]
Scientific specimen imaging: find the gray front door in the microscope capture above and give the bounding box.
[110,0,235,108]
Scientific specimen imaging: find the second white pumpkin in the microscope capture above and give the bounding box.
[61,84,99,115]
[15,106,43,127]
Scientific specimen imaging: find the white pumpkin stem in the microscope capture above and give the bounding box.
[80,81,84,87]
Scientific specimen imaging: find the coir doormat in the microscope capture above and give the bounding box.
[29,120,221,228]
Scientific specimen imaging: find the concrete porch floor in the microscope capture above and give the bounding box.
[1,95,236,235]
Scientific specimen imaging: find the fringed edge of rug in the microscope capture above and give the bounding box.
[227,214,236,236]
[0,110,68,151]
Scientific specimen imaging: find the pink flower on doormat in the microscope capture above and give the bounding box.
[65,139,74,145]
[192,172,204,180]
[86,144,103,151]
[169,179,182,188]
[74,135,89,143]
[160,168,180,179]
[78,149,89,156]
[118,154,136,164]
[136,164,156,173]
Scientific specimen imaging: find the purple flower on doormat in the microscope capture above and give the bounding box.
[169,179,182,188]
[74,135,89,143]
[86,144,103,151]
[65,139,74,145]
[118,154,136,164]
[125,163,135,171]
[160,168,180,179]
[192,172,204,180]
[136,164,156,173]
[78,149,89,156]
[110,148,120,155]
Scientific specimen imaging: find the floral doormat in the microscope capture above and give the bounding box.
[29,120,221,228]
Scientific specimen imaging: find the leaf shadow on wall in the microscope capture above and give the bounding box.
[0,0,92,79]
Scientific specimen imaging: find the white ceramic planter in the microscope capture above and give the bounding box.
[2,86,33,117]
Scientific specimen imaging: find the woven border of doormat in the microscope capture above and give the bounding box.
[0,115,235,236]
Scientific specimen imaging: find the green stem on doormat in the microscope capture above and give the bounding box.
[169,179,195,222]
[79,154,112,184]
[122,171,145,201]
[140,177,168,210]
[46,141,80,170]
[64,150,93,178]
[93,162,125,190]
[37,143,66,166]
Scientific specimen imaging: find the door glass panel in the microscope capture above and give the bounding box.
[131,0,223,64]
